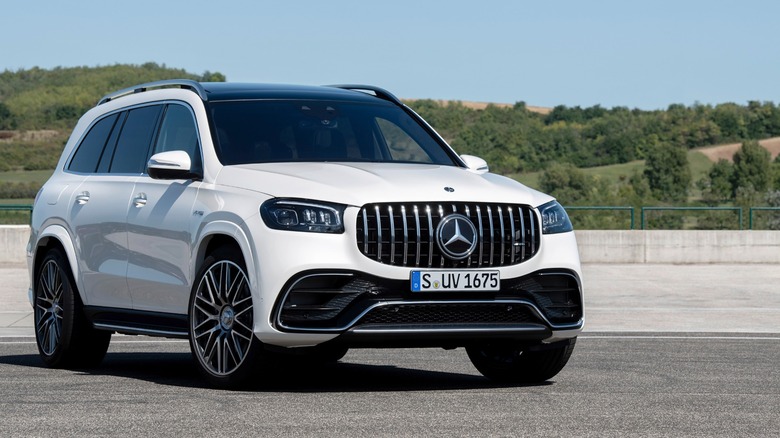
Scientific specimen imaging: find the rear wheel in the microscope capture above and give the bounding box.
[466,338,576,383]
[189,247,259,388]
[34,248,111,368]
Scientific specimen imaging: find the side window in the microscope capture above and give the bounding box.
[68,113,119,173]
[153,104,200,170]
[96,111,127,173]
[109,105,162,174]
[375,118,433,163]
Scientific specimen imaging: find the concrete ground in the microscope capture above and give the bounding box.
[3,263,780,335]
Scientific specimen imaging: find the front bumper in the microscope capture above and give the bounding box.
[247,212,584,348]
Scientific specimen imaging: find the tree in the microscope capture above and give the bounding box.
[0,101,15,130]
[699,159,734,205]
[538,163,594,205]
[200,71,226,82]
[643,142,690,202]
[731,140,770,196]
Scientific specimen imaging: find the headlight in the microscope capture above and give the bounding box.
[539,200,573,234]
[261,199,346,233]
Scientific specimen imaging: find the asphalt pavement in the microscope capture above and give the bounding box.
[2,263,779,437]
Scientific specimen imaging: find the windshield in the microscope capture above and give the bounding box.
[209,100,457,166]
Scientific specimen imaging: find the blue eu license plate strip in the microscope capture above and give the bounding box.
[410,270,500,292]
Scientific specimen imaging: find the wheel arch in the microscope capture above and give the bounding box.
[34,225,84,302]
[194,220,258,289]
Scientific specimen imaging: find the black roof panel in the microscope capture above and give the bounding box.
[201,83,390,104]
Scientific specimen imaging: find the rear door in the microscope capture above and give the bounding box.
[65,110,134,309]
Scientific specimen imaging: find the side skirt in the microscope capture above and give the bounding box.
[84,306,189,339]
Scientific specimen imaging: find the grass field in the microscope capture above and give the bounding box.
[0,170,53,184]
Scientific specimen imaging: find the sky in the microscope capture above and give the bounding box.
[1,0,778,110]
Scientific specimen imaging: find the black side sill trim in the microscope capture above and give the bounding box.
[84,306,188,339]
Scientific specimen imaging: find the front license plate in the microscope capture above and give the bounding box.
[411,270,500,292]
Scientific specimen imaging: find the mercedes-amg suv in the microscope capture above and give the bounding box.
[27,80,583,388]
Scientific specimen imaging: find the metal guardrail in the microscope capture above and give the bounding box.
[640,206,743,230]
[564,206,775,230]
[565,206,636,230]
[748,207,780,229]
[0,204,33,225]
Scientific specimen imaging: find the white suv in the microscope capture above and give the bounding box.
[28,80,583,388]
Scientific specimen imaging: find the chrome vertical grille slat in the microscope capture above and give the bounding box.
[508,207,516,264]
[518,206,526,261]
[427,205,435,268]
[375,205,382,262]
[529,208,537,254]
[362,209,369,254]
[498,206,505,265]
[436,205,444,268]
[487,206,495,266]
[388,205,396,264]
[401,205,409,265]
[464,205,472,267]
[356,202,541,268]
[413,205,421,267]
[476,205,483,267]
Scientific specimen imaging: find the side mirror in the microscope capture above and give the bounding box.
[147,150,195,180]
[460,154,489,174]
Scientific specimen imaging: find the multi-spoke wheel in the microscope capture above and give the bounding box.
[466,338,576,384]
[189,247,258,388]
[34,248,111,368]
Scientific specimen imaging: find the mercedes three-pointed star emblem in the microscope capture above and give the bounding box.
[436,214,478,260]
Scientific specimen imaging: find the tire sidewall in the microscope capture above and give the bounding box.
[34,249,77,367]
[188,247,259,388]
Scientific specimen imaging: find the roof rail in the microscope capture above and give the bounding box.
[97,79,208,105]
[327,84,403,106]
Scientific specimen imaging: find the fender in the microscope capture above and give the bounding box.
[194,220,258,291]
[36,224,85,303]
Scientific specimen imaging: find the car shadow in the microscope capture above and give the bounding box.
[0,351,552,392]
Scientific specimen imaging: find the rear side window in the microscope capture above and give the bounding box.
[68,113,119,173]
[109,105,162,174]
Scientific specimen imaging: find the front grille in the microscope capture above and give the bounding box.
[356,202,540,268]
[356,303,538,325]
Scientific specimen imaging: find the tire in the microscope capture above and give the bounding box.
[466,338,577,384]
[33,248,111,368]
[188,246,259,388]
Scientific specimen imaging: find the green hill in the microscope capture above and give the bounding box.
[0,63,224,130]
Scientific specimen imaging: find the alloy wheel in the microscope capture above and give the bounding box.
[35,259,64,356]
[191,260,254,376]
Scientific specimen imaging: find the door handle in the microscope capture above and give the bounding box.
[75,192,90,205]
[133,193,147,207]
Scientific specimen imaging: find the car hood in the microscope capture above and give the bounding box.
[215,162,553,207]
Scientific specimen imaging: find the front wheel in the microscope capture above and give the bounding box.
[189,247,259,388]
[466,338,576,383]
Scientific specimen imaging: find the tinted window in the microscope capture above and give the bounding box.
[376,118,433,163]
[68,113,119,173]
[209,100,455,166]
[153,104,200,170]
[109,105,162,174]
[96,111,127,173]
